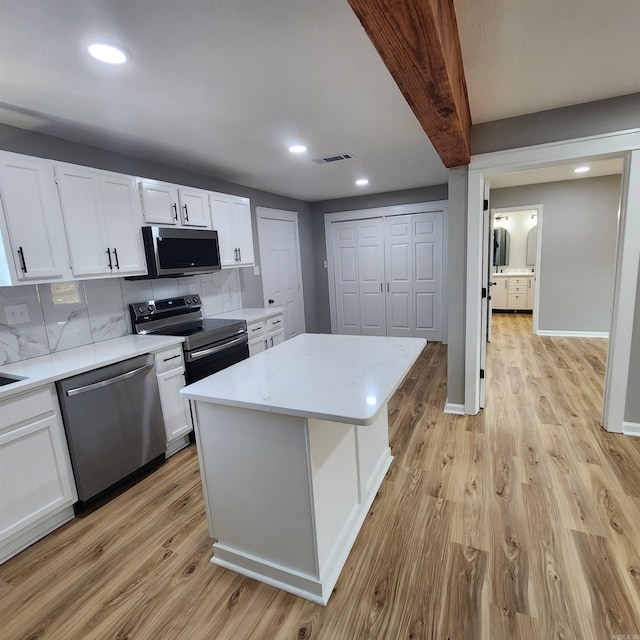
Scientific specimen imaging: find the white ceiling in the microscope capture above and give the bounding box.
[0,1,639,202]
[490,157,624,189]
[454,0,640,123]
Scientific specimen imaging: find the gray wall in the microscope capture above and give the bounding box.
[491,175,621,334]
[472,92,640,155]
[309,185,448,334]
[626,261,640,424]
[0,124,320,329]
[446,167,469,406]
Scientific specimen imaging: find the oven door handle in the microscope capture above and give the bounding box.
[187,334,248,361]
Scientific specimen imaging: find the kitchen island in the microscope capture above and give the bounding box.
[181,333,425,605]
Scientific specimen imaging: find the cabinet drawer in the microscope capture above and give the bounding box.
[509,284,527,294]
[510,277,528,286]
[154,346,184,373]
[508,293,526,308]
[267,315,284,332]
[1,386,55,430]
[248,320,266,338]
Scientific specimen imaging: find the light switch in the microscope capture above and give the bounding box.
[324,260,328,269]
[5,304,30,325]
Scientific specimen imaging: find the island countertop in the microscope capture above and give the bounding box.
[181,333,426,425]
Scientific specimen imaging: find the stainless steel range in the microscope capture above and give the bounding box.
[130,295,249,384]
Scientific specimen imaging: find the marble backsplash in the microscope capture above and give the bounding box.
[0,270,243,365]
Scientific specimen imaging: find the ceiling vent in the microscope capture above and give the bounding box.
[312,152,356,165]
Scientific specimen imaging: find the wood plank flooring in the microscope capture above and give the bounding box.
[2,313,640,639]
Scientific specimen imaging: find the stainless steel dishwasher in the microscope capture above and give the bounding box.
[57,353,166,512]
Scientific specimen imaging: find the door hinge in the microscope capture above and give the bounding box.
[53,167,59,184]
[480,368,485,379]
[483,199,489,211]
[482,287,487,299]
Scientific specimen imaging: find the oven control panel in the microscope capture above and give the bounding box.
[130,295,202,328]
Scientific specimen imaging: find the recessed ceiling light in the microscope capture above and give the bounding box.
[574,166,590,174]
[355,178,369,186]
[88,43,128,64]
[289,145,307,154]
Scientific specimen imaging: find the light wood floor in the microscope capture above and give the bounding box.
[2,313,640,639]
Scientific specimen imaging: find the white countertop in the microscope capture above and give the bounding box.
[209,307,284,324]
[0,334,184,399]
[181,333,426,425]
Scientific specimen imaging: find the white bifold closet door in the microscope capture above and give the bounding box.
[332,219,385,335]
[332,211,443,341]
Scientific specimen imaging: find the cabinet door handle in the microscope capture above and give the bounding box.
[264,339,268,349]
[106,248,113,270]
[113,247,120,270]
[183,204,189,221]
[17,246,28,273]
[238,247,241,261]
[387,282,390,293]
[380,282,383,293]
[270,336,274,347]
[163,354,181,362]
[272,319,281,325]
[172,203,178,221]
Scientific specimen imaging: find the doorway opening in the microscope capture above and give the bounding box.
[466,135,640,435]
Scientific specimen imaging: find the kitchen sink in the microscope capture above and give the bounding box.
[0,374,26,386]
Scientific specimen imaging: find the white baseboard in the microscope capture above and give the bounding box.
[444,400,465,415]
[536,330,609,339]
[623,421,640,437]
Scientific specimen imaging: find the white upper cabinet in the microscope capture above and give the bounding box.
[138,179,211,228]
[55,164,146,278]
[0,152,72,285]
[210,192,254,268]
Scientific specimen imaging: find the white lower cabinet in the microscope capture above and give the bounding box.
[267,315,285,349]
[0,385,77,564]
[247,312,285,356]
[154,347,192,456]
[491,275,535,311]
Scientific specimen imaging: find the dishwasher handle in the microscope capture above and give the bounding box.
[65,363,154,397]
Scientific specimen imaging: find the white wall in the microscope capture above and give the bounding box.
[491,175,621,334]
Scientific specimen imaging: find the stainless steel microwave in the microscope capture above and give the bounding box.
[140,226,221,278]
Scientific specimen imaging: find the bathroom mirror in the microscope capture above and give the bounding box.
[493,227,510,266]
[526,225,537,266]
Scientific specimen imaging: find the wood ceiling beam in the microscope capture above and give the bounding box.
[346,0,471,167]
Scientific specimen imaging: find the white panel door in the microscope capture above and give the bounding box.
[258,216,304,339]
[332,221,360,335]
[357,219,386,336]
[413,212,443,341]
[385,215,413,337]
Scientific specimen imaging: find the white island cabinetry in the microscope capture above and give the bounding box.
[0,385,77,564]
[182,333,425,605]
